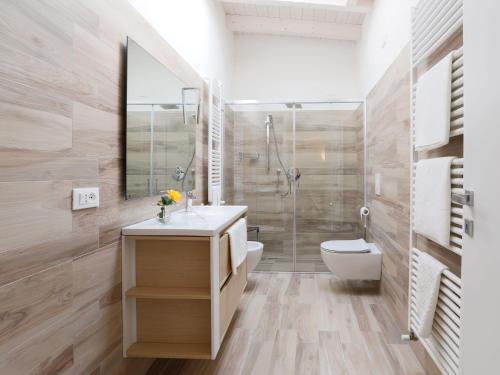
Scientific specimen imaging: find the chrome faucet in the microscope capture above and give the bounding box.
[185,191,196,212]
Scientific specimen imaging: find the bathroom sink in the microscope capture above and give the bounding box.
[169,211,207,225]
[190,206,221,216]
[122,205,248,236]
[170,207,222,223]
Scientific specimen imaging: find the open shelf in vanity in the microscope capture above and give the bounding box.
[121,206,248,360]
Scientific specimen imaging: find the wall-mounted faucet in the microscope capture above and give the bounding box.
[172,166,185,181]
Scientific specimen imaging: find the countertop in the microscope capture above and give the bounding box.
[122,205,248,236]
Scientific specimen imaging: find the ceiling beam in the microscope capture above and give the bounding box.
[218,0,373,14]
[226,14,362,40]
[346,0,373,7]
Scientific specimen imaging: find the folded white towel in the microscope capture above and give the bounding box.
[414,248,448,338]
[414,157,455,247]
[227,218,247,275]
[415,52,453,151]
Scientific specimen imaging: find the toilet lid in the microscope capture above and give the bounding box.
[321,239,370,253]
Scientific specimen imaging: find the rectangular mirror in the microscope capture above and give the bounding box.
[125,37,199,199]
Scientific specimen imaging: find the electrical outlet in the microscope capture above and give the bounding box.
[73,187,99,210]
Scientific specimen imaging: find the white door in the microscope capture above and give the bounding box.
[461,1,500,373]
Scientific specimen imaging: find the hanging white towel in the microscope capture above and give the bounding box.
[414,157,455,247]
[414,248,448,338]
[227,218,247,275]
[415,52,453,151]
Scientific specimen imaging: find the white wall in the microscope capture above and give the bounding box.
[461,1,500,373]
[128,0,419,101]
[128,0,234,98]
[232,34,360,101]
[357,0,417,96]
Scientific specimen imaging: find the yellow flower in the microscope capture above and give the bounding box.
[167,189,182,203]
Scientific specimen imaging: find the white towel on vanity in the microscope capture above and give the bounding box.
[227,218,247,275]
[414,248,448,338]
[415,52,453,151]
[414,157,455,247]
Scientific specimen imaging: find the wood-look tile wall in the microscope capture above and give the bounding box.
[366,46,413,328]
[0,1,207,374]
[366,41,462,375]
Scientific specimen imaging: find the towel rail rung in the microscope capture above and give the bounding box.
[410,281,462,310]
[435,314,461,344]
[452,56,463,70]
[451,97,464,109]
[451,67,463,81]
[450,107,464,119]
[411,312,461,363]
[410,295,461,328]
[410,316,461,370]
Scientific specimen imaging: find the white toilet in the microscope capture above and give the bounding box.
[320,238,382,280]
[247,241,264,272]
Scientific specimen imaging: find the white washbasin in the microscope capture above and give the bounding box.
[122,205,248,236]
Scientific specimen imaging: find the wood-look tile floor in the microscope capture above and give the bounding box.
[256,253,330,272]
[146,273,426,375]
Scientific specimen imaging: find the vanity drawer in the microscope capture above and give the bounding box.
[219,233,232,288]
[219,260,247,341]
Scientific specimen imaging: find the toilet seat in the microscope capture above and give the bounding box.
[321,239,370,254]
[320,240,382,280]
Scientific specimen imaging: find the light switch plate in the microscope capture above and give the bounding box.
[375,173,381,196]
[73,187,99,210]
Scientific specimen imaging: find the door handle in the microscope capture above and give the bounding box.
[451,190,474,206]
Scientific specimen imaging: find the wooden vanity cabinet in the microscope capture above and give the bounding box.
[220,257,247,342]
[122,213,247,360]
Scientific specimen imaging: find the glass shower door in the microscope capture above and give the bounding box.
[226,101,365,272]
[230,104,295,272]
[294,102,365,272]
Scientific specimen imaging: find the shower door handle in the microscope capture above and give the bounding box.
[266,124,270,172]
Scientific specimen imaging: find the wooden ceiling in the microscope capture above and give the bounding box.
[219,0,373,40]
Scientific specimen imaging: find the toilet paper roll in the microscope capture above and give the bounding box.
[360,207,370,227]
[360,206,370,218]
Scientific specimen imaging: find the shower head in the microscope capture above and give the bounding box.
[265,114,273,127]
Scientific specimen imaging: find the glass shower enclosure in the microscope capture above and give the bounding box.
[224,101,366,272]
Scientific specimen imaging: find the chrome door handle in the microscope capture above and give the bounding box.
[451,190,474,206]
